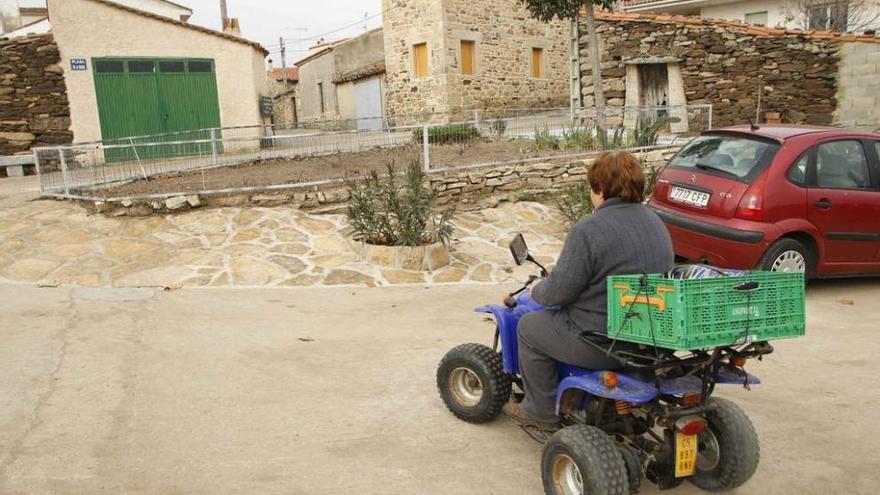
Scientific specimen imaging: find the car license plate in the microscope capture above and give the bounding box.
[675,433,698,478]
[670,186,710,207]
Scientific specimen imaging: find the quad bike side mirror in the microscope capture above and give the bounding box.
[509,233,530,266]
[509,233,549,276]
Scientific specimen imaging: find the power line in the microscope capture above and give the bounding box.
[277,8,388,45]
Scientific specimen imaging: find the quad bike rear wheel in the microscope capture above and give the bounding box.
[688,397,760,492]
[542,425,630,495]
[436,343,510,423]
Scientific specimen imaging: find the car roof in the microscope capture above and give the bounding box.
[708,125,879,142]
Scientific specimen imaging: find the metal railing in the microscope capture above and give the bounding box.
[34,104,712,201]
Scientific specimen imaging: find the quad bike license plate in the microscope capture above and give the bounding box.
[675,433,698,478]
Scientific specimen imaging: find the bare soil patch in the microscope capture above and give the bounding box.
[95,140,574,198]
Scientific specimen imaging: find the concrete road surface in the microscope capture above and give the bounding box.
[1,281,879,494]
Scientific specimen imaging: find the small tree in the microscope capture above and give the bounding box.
[782,0,880,33]
[519,0,616,127]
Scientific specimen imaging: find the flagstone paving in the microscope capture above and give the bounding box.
[0,199,568,288]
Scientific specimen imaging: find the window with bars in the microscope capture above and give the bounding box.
[808,2,849,31]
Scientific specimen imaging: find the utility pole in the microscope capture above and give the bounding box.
[279,36,288,86]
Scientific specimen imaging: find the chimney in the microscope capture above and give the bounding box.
[219,0,228,25]
[223,17,241,36]
[0,0,22,35]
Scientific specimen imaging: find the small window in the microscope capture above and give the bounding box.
[95,60,124,73]
[318,82,325,114]
[460,40,475,76]
[531,47,543,78]
[159,61,185,73]
[413,43,429,78]
[128,61,155,73]
[787,152,810,186]
[744,11,768,26]
[816,140,871,189]
[188,61,213,73]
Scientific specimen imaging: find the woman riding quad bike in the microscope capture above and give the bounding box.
[435,152,794,494]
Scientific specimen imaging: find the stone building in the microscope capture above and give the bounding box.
[381,0,570,121]
[295,29,386,129]
[269,67,299,126]
[575,11,880,129]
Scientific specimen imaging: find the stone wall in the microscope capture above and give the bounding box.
[269,78,299,126]
[578,15,841,127]
[836,41,880,128]
[86,147,681,216]
[382,0,570,122]
[0,34,73,155]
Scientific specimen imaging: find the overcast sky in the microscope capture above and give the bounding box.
[21,0,384,66]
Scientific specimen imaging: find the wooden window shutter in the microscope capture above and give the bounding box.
[531,48,543,78]
[414,43,429,78]
[461,40,475,76]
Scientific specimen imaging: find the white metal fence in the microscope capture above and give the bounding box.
[34,105,711,201]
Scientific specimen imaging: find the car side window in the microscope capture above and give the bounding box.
[874,141,880,189]
[815,140,871,190]
[787,152,809,186]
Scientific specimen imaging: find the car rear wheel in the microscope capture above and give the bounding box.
[758,238,813,276]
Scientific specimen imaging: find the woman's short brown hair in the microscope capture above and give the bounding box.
[587,151,645,203]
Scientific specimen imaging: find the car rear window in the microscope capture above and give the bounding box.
[668,134,779,181]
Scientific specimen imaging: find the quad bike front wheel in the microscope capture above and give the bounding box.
[542,425,630,495]
[436,343,511,423]
[688,397,760,492]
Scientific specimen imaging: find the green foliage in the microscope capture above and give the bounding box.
[346,161,456,247]
[644,165,661,201]
[489,119,508,138]
[412,124,481,145]
[517,0,616,22]
[554,181,595,224]
[559,126,594,151]
[632,115,682,147]
[534,125,560,150]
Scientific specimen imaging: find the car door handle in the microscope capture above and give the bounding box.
[814,199,832,210]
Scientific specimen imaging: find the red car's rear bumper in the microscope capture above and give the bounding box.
[650,204,780,270]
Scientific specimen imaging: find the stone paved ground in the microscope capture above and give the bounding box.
[0,198,567,288]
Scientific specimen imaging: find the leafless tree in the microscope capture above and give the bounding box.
[782,0,880,33]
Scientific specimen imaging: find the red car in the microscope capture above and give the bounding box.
[650,125,880,277]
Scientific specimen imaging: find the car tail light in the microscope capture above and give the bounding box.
[731,356,747,367]
[677,417,708,436]
[734,173,767,221]
[654,177,671,202]
[682,393,702,405]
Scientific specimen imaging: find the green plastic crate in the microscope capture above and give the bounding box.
[607,272,806,351]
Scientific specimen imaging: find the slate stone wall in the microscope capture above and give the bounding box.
[0,34,73,155]
[579,17,841,126]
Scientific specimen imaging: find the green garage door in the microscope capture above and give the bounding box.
[93,58,222,161]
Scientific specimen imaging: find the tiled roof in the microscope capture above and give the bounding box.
[270,67,299,82]
[88,0,268,54]
[592,11,880,44]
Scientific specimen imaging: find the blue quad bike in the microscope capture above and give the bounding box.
[436,234,773,495]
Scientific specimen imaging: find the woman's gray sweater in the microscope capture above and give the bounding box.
[531,198,674,335]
